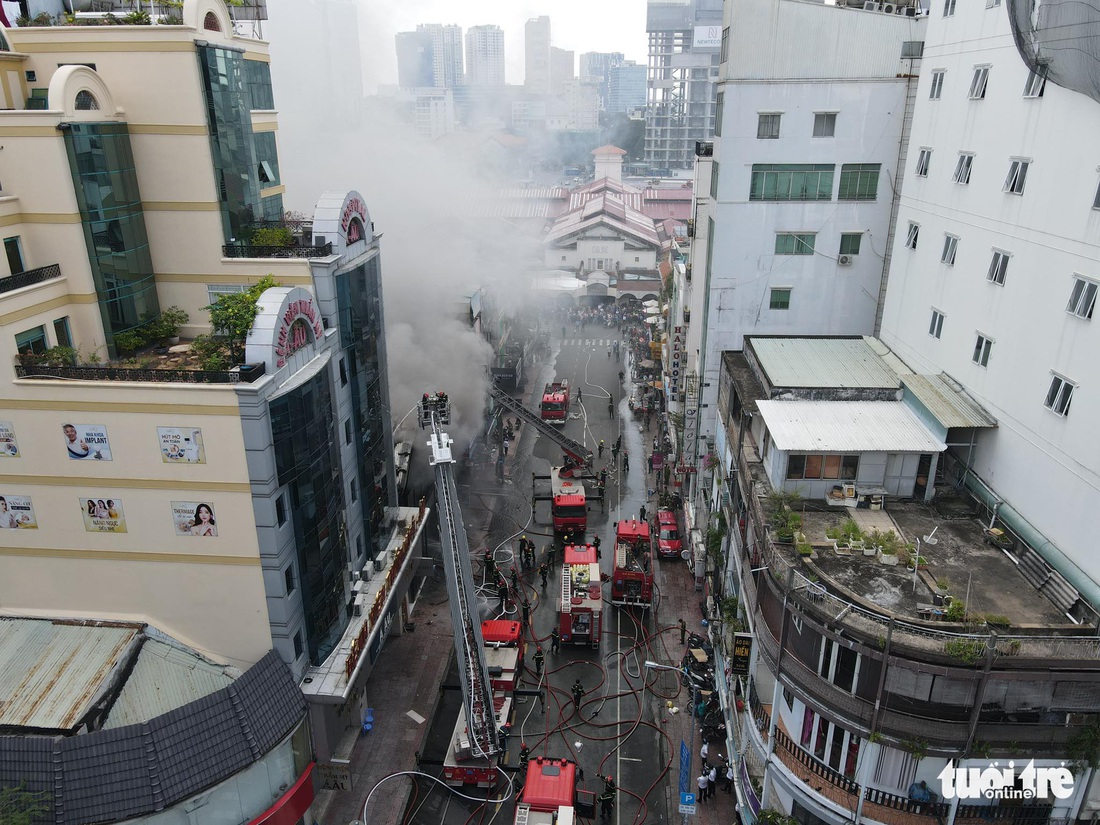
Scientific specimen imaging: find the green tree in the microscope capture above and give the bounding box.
[203,275,279,363]
[0,783,48,825]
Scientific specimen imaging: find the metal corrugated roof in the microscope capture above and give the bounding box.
[101,639,234,730]
[757,400,947,453]
[0,619,139,730]
[902,374,998,429]
[749,337,902,389]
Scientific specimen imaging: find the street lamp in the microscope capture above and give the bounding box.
[645,660,700,820]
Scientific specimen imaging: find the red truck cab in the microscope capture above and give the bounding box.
[551,470,587,536]
[540,380,570,423]
[611,518,653,608]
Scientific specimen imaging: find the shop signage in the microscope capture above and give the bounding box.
[245,287,326,373]
[275,299,323,368]
[317,762,351,792]
[693,25,722,49]
[731,632,753,675]
[341,196,366,245]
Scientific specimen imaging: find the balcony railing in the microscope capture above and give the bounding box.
[15,362,265,384]
[0,263,62,294]
[863,786,950,822]
[223,242,332,259]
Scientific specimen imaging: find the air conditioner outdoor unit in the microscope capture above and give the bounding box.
[863,1,877,9]
[352,594,366,617]
[360,564,373,581]
[838,254,854,266]
[349,569,361,583]
[373,553,386,572]
[883,3,896,13]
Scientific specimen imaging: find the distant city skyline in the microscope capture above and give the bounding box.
[358,0,648,91]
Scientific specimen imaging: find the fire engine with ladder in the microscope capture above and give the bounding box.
[488,383,600,538]
[610,518,653,608]
[540,380,570,423]
[417,392,507,788]
[559,543,604,647]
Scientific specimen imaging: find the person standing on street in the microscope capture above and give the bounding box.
[598,787,615,820]
[598,439,605,458]
[640,504,647,522]
[723,761,734,793]
[520,596,530,626]
[533,646,544,677]
[571,679,585,710]
[697,771,709,802]
[679,618,687,645]
[708,764,718,799]
[622,450,629,472]
[608,398,614,419]
[539,563,549,588]
[550,627,560,654]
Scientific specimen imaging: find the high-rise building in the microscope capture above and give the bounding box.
[525,16,552,95]
[880,0,1100,597]
[417,23,464,89]
[608,61,647,114]
[396,29,435,89]
[551,46,575,95]
[0,0,428,779]
[465,24,505,86]
[643,0,723,169]
[580,51,625,111]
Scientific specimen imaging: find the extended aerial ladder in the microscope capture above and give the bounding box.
[489,383,592,475]
[418,392,500,765]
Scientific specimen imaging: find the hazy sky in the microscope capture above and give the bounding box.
[357,0,649,91]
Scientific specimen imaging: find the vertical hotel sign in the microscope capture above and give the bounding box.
[670,325,685,402]
[245,286,326,373]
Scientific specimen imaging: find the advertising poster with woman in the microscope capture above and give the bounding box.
[0,422,19,458]
[81,497,126,532]
[157,427,206,463]
[63,424,113,460]
[0,494,36,528]
[172,502,218,536]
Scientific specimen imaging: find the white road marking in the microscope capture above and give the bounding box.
[406,710,425,724]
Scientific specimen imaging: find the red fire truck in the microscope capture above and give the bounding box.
[610,518,653,608]
[482,619,524,693]
[559,544,603,647]
[540,380,570,423]
[551,471,587,537]
[443,695,513,787]
[513,758,586,824]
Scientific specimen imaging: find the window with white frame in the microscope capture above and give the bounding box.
[969,66,990,99]
[757,113,781,139]
[1023,71,1046,98]
[813,112,836,138]
[1044,373,1075,416]
[953,153,974,184]
[905,222,920,249]
[839,233,862,256]
[941,234,959,265]
[929,70,946,100]
[987,250,1009,285]
[207,283,246,303]
[774,233,816,255]
[915,148,932,177]
[944,0,957,15]
[1066,276,1097,319]
[929,309,944,338]
[972,333,993,367]
[1004,159,1029,194]
[770,288,792,310]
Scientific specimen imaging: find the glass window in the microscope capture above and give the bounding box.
[749,164,834,202]
[1023,71,1046,98]
[1067,277,1097,319]
[769,288,791,310]
[757,113,781,139]
[969,66,990,99]
[929,70,945,100]
[787,454,806,479]
[973,334,993,367]
[15,325,48,355]
[714,91,724,137]
[813,113,836,138]
[293,631,303,659]
[823,455,842,479]
[915,148,931,177]
[841,455,859,480]
[276,494,287,526]
[987,250,1009,285]
[941,234,959,265]
[53,317,73,349]
[244,59,275,110]
[929,309,944,338]
[902,41,924,58]
[1004,159,1029,194]
[1044,374,1075,416]
[944,0,956,15]
[839,233,862,256]
[339,357,348,386]
[253,130,281,188]
[838,163,881,201]
[285,565,295,594]
[953,153,974,184]
[710,161,720,199]
[4,236,25,275]
[805,454,823,479]
[775,233,815,255]
[905,222,919,249]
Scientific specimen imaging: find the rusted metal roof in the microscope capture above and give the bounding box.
[0,618,140,731]
[902,373,997,429]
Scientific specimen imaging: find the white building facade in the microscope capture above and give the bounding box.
[879,0,1100,594]
[696,0,926,446]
